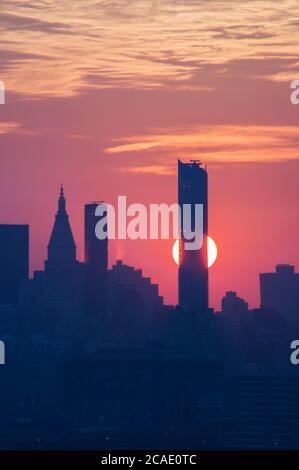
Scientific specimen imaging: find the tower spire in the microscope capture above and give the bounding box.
[46,186,76,269]
[58,184,66,215]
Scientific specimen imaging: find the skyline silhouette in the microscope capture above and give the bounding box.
[0,161,297,317]
[1,0,299,453]
[0,156,299,450]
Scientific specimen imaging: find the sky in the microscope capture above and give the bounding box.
[1,0,299,309]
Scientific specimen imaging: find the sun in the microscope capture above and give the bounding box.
[207,237,218,268]
[172,236,218,268]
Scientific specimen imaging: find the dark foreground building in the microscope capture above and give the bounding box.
[64,347,224,449]
[224,374,299,449]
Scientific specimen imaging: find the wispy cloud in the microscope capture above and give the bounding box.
[104,125,299,166]
[124,165,175,176]
[0,13,71,34]
[105,141,162,154]
[0,122,21,135]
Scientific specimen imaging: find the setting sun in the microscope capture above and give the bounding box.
[172,237,218,268]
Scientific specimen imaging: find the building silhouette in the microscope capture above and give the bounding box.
[19,187,84,336]
[2,176,299,450]
[221,291,249,317]
[45,186,76,271]
[84,203,108,320]
[178,160,208,314]
[260,264,299,326]
[107,260,163,343]
[0,224,29,305]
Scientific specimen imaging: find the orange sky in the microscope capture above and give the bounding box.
[1,0,299,309]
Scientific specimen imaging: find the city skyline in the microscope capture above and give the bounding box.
[2,173,296,313]
[1,0,299,455]
[1,1,299,310]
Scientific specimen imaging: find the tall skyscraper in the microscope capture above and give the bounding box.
[260,264,299,325]
[178,159,208,313]
[0,224,29,305]
[84,203,108,318]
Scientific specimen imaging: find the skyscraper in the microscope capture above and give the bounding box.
[178,160,208,313]
[84,203,108,318]
[0,224,29,305]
